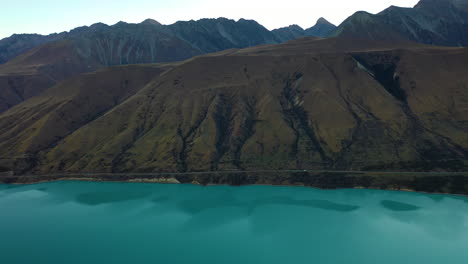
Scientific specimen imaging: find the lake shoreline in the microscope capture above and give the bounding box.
[1,170,467,196]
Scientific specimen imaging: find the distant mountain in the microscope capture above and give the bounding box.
[272,25,307,42]
[304,17,337,37]
[1,17,335,113]
[166,18,280,52]
[0,33,65,64]
[333,0,468,46]
[0,17,338,69]
[272,18,337,42]
[0,17,287,68]
[0,18,285,112]
[0,21,199,112]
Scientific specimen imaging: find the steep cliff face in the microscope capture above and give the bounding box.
[334,0,468,46]
[0,37,466,174]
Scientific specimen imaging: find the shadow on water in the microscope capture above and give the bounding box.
[175,194,360,231]
[450,196,468,204]
[380,200,421,211]
[75,190,153,205]
[252,197,360,212]
[174,196,360,216]
[0,184,24,190]
[176,197,359,233]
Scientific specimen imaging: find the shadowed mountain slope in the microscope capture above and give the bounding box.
[0,18,284,112]
[334,0,468,46]
[0,63,172,173]
[0,33,66,64]
[272,18,337,42]
[0,37,466,174]
[165,18,280,52]
[0,40,103,112]
[0,17,334,68]
[304,18,337,37]
[271,25,306,43]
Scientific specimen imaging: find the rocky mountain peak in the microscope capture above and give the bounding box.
[141,18,162,26]
[304,17,337,37]
[316,17,333,25]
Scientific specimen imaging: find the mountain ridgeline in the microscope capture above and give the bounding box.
[0,17,336,112]
[334,0,468,46]
[0,17,337,66]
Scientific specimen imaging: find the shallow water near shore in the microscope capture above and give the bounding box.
[1,181,467,264]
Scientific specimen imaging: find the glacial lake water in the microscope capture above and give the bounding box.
[0,181,467,264]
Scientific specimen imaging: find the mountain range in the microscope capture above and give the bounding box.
[0,0,467,176]
[0,17,336,112]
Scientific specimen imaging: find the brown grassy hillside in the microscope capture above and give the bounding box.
[0,63,173,172]
[0,37,467,174]
[0,40,102,112]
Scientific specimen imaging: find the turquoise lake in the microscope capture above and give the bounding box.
[0,181,467,264]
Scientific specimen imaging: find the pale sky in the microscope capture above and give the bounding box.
[1,0,419,39]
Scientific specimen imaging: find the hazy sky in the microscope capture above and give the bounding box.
[2,0,419,39]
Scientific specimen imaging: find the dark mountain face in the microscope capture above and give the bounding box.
[272,18,337,42]
[334,0,468,46]
[167,18,280,52]
[0,17,336,68]
[0,18,282,112]
[304,17,337,37]
[0,18,284,67]
[269,25,305,43]
[0,20,199,113]
[0,33,66,64]
[66,22,200,66]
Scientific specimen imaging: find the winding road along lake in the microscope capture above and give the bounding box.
[1,181,467,264]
